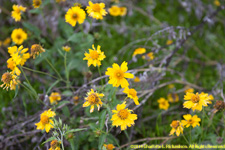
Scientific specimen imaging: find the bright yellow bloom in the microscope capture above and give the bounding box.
[33,0,42,8]
[11,5,26,22]
[167,93,179,103]
[105,61,134,88]
[49,92,61,104]
[11,28,28,45]
[86,1,107,20]
[166,40,173,45]
[183,92,212,111]
[132,48,146,57]
[1,72,19,90]
[83,89,104,113]
[133,76,140,82]
[104,144,115,150]
[83,44,106,67]
[35,109,56,133]
[8,45,30,66]
[111,102,137,130]
[181,114,201,128]
[109,6,121,17]
[185,87,194,93]
[3,37,11,46]
[169,120,183,136]
[214,0,220,6]
[49,140,61,150]
[62,46,71,52]
[120,7,127,16]
[31,44,45,59]
[65,6,86,27]
[157,98,169,110]
[142,52,154,61]
[123,87,139,105]
[7,58,21,76]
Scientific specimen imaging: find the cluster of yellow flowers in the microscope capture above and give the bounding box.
[11,5,26,22]
[109,5,127,17]
[132,47,154,61]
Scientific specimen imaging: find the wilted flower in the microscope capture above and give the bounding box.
[214,101,225,111]
[49,140,61,150]
[111,102,137,130]
[1,72,19,90]
[31,44,45,59]
[169,120,183,136]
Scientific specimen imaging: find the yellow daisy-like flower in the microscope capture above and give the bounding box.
[103,144,115,150]
[111,102,137,130]
[11,28,28,45]
[83,89,104,113]
[166,40,173,45]
[33,0,42,8]
[11,5,26,22]
[133,76,140,82]
[35,109,56,133]
[132,48,146,57]
[183,92,212,111]
[86,1,107,20]
[83,44,106,67]
[181,114,201,128]
[169,120,183,136]
[7,58,21,76]
[1,72,19,91]
[167,93,179,103]
[105,61,134,88]
[62,46,71,52]
[214,0,220,6]
[109,6,121,17]
[65,6,86,27]
[157,98,169,110]
[49,92,61,104]
[49,140,61,150]
[119,7,127,16]
[142,52,154,61]
[123,87,139,105]
[8,45,30,66]
[3,37,11,46]
[30,44,45,59]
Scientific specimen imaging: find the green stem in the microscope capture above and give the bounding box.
[182,134,189,145]
[58,128,65,150]
[97,66,104,88]
[64,52,70,88]
[201,108,205,142]
[190,127,192,144]
[20,66,31,86]
[45,58,63,80]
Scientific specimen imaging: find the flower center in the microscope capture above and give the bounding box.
[188,119,193,124]
[16,34,22,40]
[191,95,199,103]
[115,70,124,79]
[171,121,179,129]
[106,144,114,150]
[88,93,99,104]
[34,0,41,6]
[1,72,12,84]
[72,13,78,19]
[92,4,101,12]
[118,109,129,120]
[90,51,99,59]
[41,115,49,124]
[129,89,137,97]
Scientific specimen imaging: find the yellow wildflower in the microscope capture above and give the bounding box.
[7,58,21,76]
[133,76,140,82]
[181,114,201,128]
[65,6,86,27]
[83,44,106,67]
[169,120,183,136]
[35,109,56,133]
[183,92,212,111]
[105,61,134,88]
[109,6,121,17]
[8,45,30,66]
[120,7,127,16]
[83,89,104,113]
[49,92,61,104]
[104,144,115,150]
[123,87,139,105]
[167,93,179,103]
[185,87,194,93]
[111,102,137,130]
[1,72,19,91]
[142,52,154,61]
[33,0,42,8]
[11,28,28,45]
[214,0,220,6]
[157,98,169,110]
[11,5,26,22]
[132,48,146,57]
[86,1,107,20]
[62,46,71,52]
[166,40,173,45]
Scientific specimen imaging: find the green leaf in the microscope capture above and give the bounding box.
[66,128,87,134]
[14,85,19,98]
[46,80,60,94]
[23,82,38,99]
[62,90,73,97]
[99,110,107,130]
[22,22,41,37]
[62,106,70,117]
[98,134,106,150]
[57,100,70,108]
[42,137,57,145]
